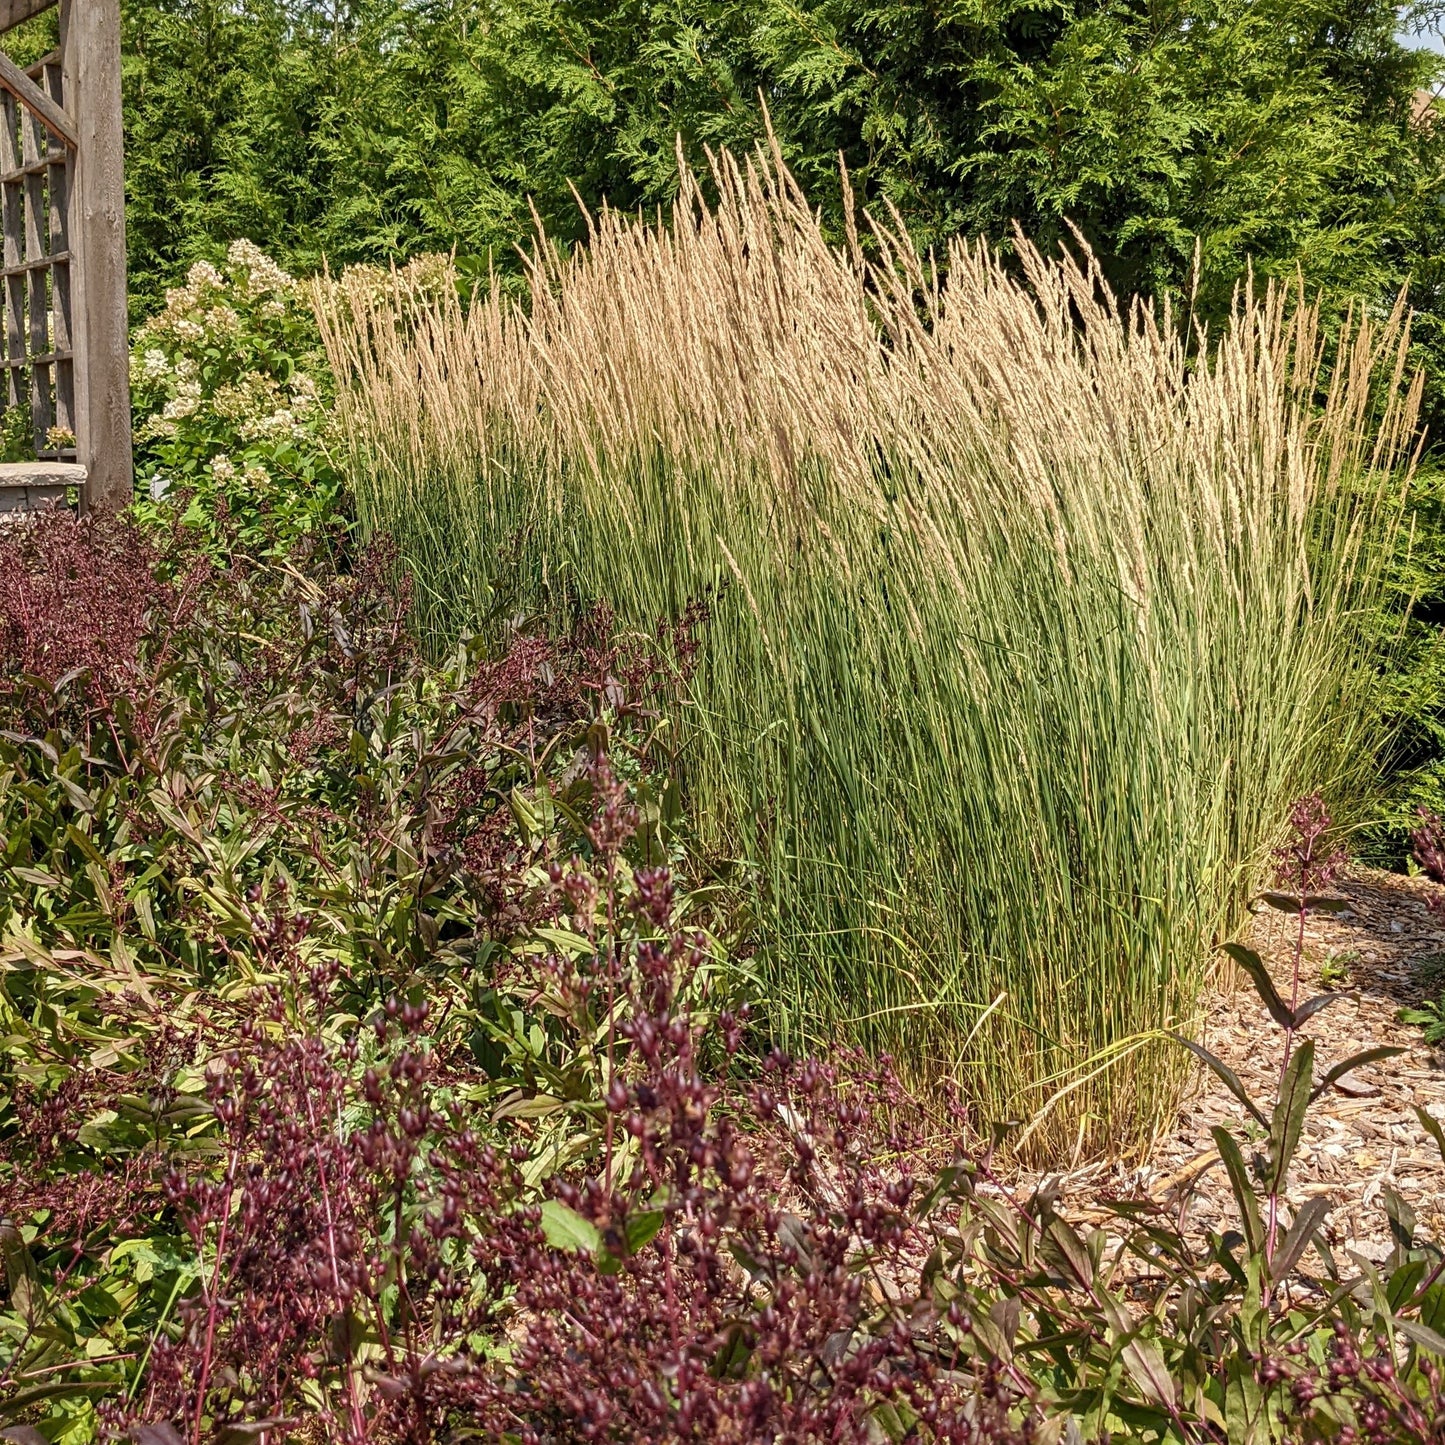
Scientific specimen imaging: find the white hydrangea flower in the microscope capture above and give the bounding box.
[137,415,177,442]
[204,304,241,335]
[227,238,265,270]
[162,378,202,421]
[209,454,237,483]
[140,348,170,383]
[243,461,272,489]
[228,239,294,297]
[186,260,225,293]
[289,373,318,416]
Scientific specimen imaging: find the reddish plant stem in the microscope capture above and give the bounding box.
[193,1140,242,1445]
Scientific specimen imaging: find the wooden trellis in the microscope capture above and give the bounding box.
[0,0,130,512]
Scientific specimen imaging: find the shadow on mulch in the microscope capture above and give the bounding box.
[1300,869,1445,1014]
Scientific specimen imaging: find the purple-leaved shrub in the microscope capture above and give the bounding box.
[4,513,1445,1443]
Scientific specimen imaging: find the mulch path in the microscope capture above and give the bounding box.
[1038,866,1445,1262]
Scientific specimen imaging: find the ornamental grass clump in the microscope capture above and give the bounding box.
[316,145,1421,1160]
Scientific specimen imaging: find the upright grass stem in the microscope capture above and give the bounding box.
[314,146,1420,1161]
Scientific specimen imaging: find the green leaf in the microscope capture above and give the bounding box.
[1173,1034,1267,1126]
[967,1305,1013,1363]
[1395,1318,1445,1356]
[508,786,539,846]
[1220,943,1294,1031]
[0,1380,112,1416]
[1423,1278,1445,1334]
[0,1220,38,1327]
[1396,1004,1439,1026]
[1224,1352,1267,1443]
[709,1319,753,1380]
[11,866,62,890]
[1212,1126,1264,1256]
[78,1281,126,1319]
[1253,891,1351,914]
[492,1091,565,1120]
[1311,1047,1405,1103]
[539,1200,600,1256]
[622,1209,665,1256]
[1043,1215,1095,1291]
[1418,1105,1445,1162]
[1382,1185,1417,1255]
[915,1161,972,1218]
[1387,1258,1427,1313]
[1267,1039,1314,1193]
[866,1400,916,1442]
[728,1240,765,1279]
[1241,1254,1267,1350]
[130,1427,186,1445]
[217,1425,289,1444]
[132,887,157,941]
[1118,1331,1176,1412]
[1292,991,1344,1026]
[529,927,595,960]
[1269,1195,1331,1282]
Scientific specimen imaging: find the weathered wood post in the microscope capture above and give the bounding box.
[64,0,130,510]
[0,0,131,515]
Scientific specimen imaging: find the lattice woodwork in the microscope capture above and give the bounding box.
[0,0,131,509]
[0,50,75,460]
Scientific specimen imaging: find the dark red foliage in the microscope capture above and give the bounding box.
[441,607,703,924]
[463,600,695,729]
[233,529,416,732]
[12,1156,156,1259]
[0,510,163,702]
[0,510,219,752]
[8,515,1445,1442]
[1273,792,1346,896]
[114,758,1024,1445]
[1412,806,1445,899]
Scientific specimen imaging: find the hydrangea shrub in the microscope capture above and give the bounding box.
[130,240,344,553]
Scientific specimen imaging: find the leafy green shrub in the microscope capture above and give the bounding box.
[129,241,343,555]
[0,512,707,990]
[1398,996,1445,1043]
[0,402,33,463]
[1364,467,1445,864]
[0,509,734,1440]
[107,0,1445,431]
[1393,810,1445,1044]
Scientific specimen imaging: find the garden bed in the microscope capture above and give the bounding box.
[5,222,1445,1438]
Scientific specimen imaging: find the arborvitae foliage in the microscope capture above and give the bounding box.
[0,1,1435,344]
[90,2,1442,348]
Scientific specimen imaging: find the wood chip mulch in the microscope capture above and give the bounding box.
[1030,866,1445,1263]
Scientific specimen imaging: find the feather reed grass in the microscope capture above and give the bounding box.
[315,144,1420,1161]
